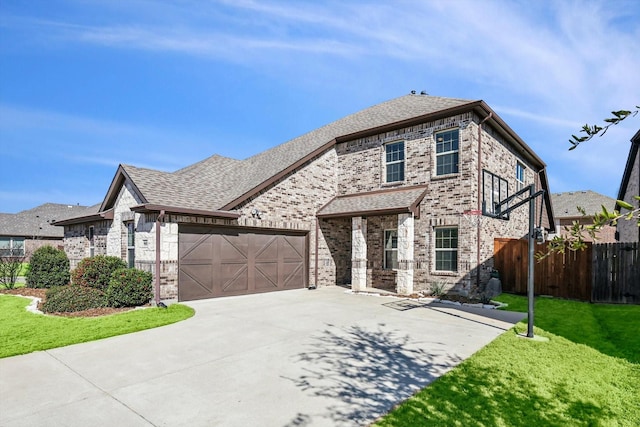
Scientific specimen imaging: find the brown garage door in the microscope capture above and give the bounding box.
[178,226,307,301]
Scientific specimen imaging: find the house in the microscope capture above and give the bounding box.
[55,94,555,301]
[0,203,90,259]
[550,191,617,243]
[615,129,640,242]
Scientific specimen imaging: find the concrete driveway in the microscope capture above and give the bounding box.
[0,287,525,427]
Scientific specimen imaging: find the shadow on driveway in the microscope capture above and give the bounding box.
[284,322,462,426]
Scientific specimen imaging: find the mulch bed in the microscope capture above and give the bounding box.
[0,288,138,317]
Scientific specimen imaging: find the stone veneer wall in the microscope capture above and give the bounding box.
[63,220,110,269]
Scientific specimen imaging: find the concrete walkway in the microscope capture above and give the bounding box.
[0,287,525,427]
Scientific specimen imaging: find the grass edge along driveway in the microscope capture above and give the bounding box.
[374,295,640,427]
[0,295,195,358]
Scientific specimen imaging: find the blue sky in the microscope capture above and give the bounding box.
[1,0,639,213]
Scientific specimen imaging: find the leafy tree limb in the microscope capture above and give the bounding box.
[569,106,639,150]
[537,198,640,260]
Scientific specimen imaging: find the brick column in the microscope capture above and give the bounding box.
[351,216,367,292]
[397,213,414,295]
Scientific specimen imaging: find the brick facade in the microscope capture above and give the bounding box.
[61,102,549,299]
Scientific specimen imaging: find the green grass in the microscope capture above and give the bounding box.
[375,295,640,426]
[493,294,640,363]
[0,295,195,358]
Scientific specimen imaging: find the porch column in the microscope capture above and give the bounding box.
[397,213,414,295]
[351,216,367,292]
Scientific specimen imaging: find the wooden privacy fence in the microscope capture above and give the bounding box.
[493,239,639,304]
[592,242,639,303]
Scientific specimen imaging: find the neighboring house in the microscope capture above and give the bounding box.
[615,129,640,242]
[0,203,90,259]
[550,191,617,243]
[55,94,555,301]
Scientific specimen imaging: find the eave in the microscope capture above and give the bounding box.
[130,204,240,219]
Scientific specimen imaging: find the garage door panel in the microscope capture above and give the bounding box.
[282,262,304,288]
[221,266,249,293]
[179,234,214,260]
[220,235,248,260]
[179,266,214,301]
[179,227,307,301]
[281,237,304,259]
[254,236,278,260]
[255,263,278,290]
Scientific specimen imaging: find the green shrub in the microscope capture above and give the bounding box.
[45,285,67,300]
[42,285,106,313]
[105,268,153,308]
[26,246,70,289]
[72,256,127,290]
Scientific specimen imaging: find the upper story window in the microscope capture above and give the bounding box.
[385,141,405,183]
[435,227,458,272]
[383,229,398,269]
[516,162,525,191]
[435,129,459,176]
[0,237,25,257]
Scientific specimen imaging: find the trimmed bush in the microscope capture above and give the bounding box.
[105,268,153,308]
[42,285,106,313]
[26,246,70,289]
[72,256,127,290]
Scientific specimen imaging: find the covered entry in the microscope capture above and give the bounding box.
[178,226,308,301]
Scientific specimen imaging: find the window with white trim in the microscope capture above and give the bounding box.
[435,227,458,272]
[0,237,25,257]
[435,129,459,176]
[383,229,398,269]
[89,226,95,257]
[385,141,405,183]
[126,222,135,268]
[516,162,525,191]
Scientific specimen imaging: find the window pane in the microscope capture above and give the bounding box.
[436,251,458,272]
[385,142,405,182]
[385,230,398,249]
[436,130,459,175]
[0,238,10,250]
[385,250,398,270]
[128,248,135,268]
[437,152,459,175]
[435,228,458,272]
[386,162,405,182]
[127,223,135,247]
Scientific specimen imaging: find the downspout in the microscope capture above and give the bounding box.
[155,210,166,305]
[477,112,492,290]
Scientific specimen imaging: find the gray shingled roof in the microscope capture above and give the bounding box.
[318,186,428,218]
[116,94,474,212]
[0,203,90,238]
[551,191,616,218]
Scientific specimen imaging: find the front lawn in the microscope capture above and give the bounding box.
[0,295,195,358]
[374,295,640,426]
